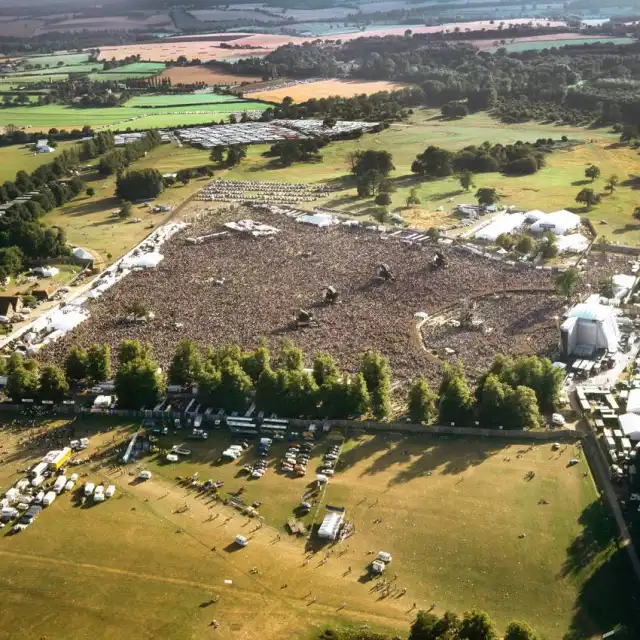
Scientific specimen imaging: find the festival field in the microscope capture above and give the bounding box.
[250,79,412,103]
[0,417,636,640]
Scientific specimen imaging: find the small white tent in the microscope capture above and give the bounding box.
[618,413,640,442]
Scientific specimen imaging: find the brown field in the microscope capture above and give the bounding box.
[37,13,172,34]
[0,18,44,38]
[159,65,261,86]
[251,79,413,103]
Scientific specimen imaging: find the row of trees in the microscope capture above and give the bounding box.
[98,130,163,176]
[21,337,563,429]
[408,354,561,430]
[264,138,326,167]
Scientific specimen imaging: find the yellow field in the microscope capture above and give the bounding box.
[0,416,633,640]
[250,79,412,103]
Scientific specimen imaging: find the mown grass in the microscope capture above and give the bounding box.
[0,417,635,640]
[16,52,91,68]
[125,93,255,108]
[0,140,78,182]
[0,101,270,131]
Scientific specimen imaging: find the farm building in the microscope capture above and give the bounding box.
[560,303,619,358]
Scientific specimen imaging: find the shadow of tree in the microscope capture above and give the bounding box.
[562,499,640,639]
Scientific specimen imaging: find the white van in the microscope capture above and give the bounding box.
[105,485,116,498]
[84,482,95,497]
[42,491,56,506]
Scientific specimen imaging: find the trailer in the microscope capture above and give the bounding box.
[53,475,67,494]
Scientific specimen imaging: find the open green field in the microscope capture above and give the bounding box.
[12,63,104,76]
[125,93,258,108]
[0,417,636,640]
[46,143,213,261]
[217,110,640,244]
[99,62,166,75]
[0,140,78,182]
[0,74,69,84]
[16,52,91,68]
[0,101,269,131]
[488,37,637,53]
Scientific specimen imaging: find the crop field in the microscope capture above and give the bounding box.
[99,62,167,75]
[0,100,269,131]
[251,79,412,103]
[159,65,260,86]
[0,416,637,639]
[0,74,69,84]
[125,93,256,108]
[11,63,104,76]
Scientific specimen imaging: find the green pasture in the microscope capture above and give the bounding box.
[125,93,255,108]
[0,100,269,131]
[16,52,91,68]
[0,416,635,640]
[489,36,637,53]
[219,110,640,244]
[0,140,78,182]
[0,74,69,84]
[10,63,104,76]
[99,62,166,75]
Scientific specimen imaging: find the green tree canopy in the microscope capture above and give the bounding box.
[168,339,203,387]
[38,364,69,402]
[408,377,437,424]
[86,344,111,384]
[65,345,88,384]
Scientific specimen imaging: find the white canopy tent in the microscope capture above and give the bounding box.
[618,413,640,442]
[474,212,525,241]
[530,210,580,235]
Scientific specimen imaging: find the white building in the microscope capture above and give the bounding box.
[560,303,619,358]
[618,413,640,442]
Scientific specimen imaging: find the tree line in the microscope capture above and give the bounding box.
[9,337,562,429]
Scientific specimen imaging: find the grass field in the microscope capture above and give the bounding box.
[99,62,166,75]
[251,79,412,103]
[125,93,255,108]
[0,417,636,639]
[16,52,91,68]
[0,74,69,84]
[216,109,640,244]
[13,63,104,75]
[46,144,213,261]
[0,140,77,182]
[0,100,269,131]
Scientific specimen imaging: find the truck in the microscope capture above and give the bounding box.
[47,447,72,470]
[42,491,56,506]
[53,475,67,494]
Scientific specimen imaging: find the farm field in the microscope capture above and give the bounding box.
[159,65,260,86]
[15,52,91,68]
[99,62,167,75]
[10,63,104,76]
[0,74,69,84]
[125,92,257,108]
[484,36,637,53]
[0,417,637,639]
[250,79,412,103]
[0,100,269,131]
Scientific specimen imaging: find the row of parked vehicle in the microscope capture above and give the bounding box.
[281,442,313,476]
[83,482,116,503]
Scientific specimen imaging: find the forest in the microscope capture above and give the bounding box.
[226,37,640,125]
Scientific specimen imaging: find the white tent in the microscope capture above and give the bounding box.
[123,252,164,269]
[48,308,88,333]
[523,209,545,222]
[474,212,525,241]
[625,389,640,415]
[297,213,337,228]
[72,247,94,262]
[530,210,580,235]
[556,234,589,254]
[317,512,343,540]
[612,274,636,299]
[618,413,640,441]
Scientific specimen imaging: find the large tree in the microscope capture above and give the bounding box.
[584,164,600,182]
[38,364,69,402]
[554,267,581,300]
[439,375,474,426]
[65,346,88,384]
[351,150,395,179]
[168,339,203,387]
[408,377,437,424]
[504,621,539,640]
[575,187,600,209]
[115,168,164,201]
[475,187,500,206]
[86,344,111,384]
[115,356,164,410]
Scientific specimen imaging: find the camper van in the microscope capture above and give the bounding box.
[84,482,95,497]
[53,475,67,495]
